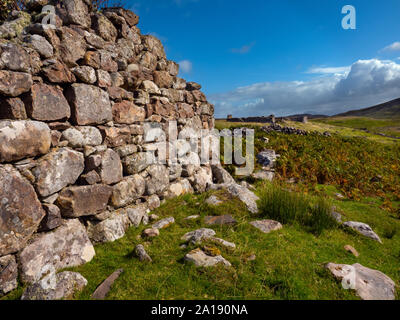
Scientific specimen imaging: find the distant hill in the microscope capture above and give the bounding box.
[334,98,400,119]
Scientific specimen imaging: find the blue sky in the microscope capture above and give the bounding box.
[125,0,400,117]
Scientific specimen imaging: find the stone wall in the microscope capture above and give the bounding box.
[0,0,216,295]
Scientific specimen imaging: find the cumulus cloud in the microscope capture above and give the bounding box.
[210,59,400,118]
[381,42,400,52]
[307,66,351,75]
[179,60,193,73]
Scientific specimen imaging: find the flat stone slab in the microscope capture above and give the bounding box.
[250,220,283,234]
[204,215,237,226]
[326,263,396,300]
[343,221,382,243]
[91,269,124,300]
[184,248,231,268]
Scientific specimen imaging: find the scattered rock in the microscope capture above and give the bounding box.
[152,217,175,230]
[135,244,152,262]
[182,228,216,245]
[226,183,259,214]
[21,271,88,300]
[330,211,343,223]
[252,170,275,181]
[184,248,231,268]
[185,215,200,221]
[142,228,160,238]
[205,195,223,206]
[256,150,279,168]
[250,220,283,234]
[210,237,236,250]
[204,215,237,226]
[325,263,396,300]
[344,245,359,257]
[343,221,382,243]
[91,269,124,300]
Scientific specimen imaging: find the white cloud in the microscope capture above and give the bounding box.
[231,42,256,54]
[179,60,193,73]
[381,42,400,52]
[307,66,351,75]
[210,59,400,118]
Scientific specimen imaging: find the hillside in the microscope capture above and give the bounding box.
[334,98,400,119]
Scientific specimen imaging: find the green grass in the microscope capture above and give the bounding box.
[4,185,400,300]
[314,116,400,138]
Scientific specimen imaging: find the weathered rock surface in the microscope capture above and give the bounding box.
[344,245,359,257]
[0,71,32,96]
[252,170,275,181]
[38,204,62,232]
[135,244,152,262]
[142,228,160,238]
[152,217,175,230]
[204,215,237,226]
[250,220,283,234]
[18,219,95,284]
[21,271,88,300]
[87,213,130,243]
[91,268,124,300]
[0,255,18,296]
[184,248,231,268]
[32,148,84,197]
[205,195,223,206]
[182,228,216,245]
[0,120,51,163]
[61,126,103,148]
[325,263,396,300]
[257,150,279,168]
[57,185,113,218]
[99,149,123,185]
[343,221,382,243]
[24,83,70,121]
[111,174,145,208]
[0,165,45,256]
[227,184,259,214]
[66,84,112,125]
[125,203,148,227]
[145,164,169,196]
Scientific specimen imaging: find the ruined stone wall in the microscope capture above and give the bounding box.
[0,0,216,294]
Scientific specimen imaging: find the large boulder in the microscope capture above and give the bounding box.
[66,84,112,125]
[32,148,84,197]
[0,255,18,296]
[21,271,88,300]
[57,185,113,218]
[0,165,45,256]
[0,71,33,97]
[0,120,51,163]
[111,175,145,208]
[326,263,396,300]
[18,219,95,284]
[24,83,71,121]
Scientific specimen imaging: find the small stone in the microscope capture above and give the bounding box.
[252,170,275,181]
[38,204,62,232]
[344,245,359,257]
[343,221,382,243]
[185,215,200,221]
[149,214,159,222]
[250,220,283,234]
[152,217,175,230]
[91,269,124,300]
[184,248,231,268]
[142,228,160,238]
[71,66,97,84]
[205,195,223,206]
[204,215,237,226]
[135,244,152,262]
[182,228,216,245]
[210,237,236,250]
[125,203,148,227]
[147,195,161,210]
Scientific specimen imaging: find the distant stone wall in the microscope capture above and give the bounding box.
[0,0,216,294]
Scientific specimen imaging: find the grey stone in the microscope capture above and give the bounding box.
[61,126,103,148]
[0,255,18,296]
[21,271,88,300]
[250,220,283,234]
[32,148,84,197]
[227,183,259,214]
[125,203,148,227]
[0,165,45,256]
[146,164,169,196]
[24,34,53,58]
[181,228,216,245]
[152,217,175,230]
[18,219,95,283]
[326,263,396,300]
[111,175,146,208]
[135,244,152,262]
[184,249,231,268]
[343,221,382,243]
[87,213,130,243]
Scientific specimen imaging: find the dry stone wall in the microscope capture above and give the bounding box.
[0,0,216,295]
